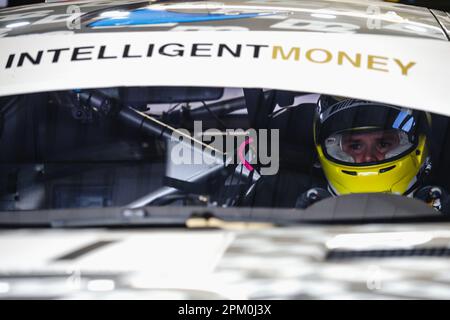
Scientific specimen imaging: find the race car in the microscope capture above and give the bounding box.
[0,0,450,299]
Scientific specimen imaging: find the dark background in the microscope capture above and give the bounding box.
[1,0,450,10]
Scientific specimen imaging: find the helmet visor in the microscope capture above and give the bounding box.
[317,102,423,165]
[324,128,414,165]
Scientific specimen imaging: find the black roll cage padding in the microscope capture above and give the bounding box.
[0,96,21,139]
[428,114,449,171]
[188,96,247,118]
[243,89,310,126]
[161,95,248,128]
[0,112,3,139]
[243,89,275,129]
[77,90,174,140]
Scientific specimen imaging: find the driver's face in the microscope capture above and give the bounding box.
[341,130,400,163]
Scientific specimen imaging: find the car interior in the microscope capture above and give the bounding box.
[0,86,449,212]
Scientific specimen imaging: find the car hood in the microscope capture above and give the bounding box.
[0,0,447,40]
[2,222,450,299]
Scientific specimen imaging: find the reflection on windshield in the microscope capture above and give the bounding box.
[0,87,449,217]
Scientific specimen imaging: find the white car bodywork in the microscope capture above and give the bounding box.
[0,0,450,299]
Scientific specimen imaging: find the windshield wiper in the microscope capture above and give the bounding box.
[0,206,280,229]
[51,212,275,230]
[1,194,450,229]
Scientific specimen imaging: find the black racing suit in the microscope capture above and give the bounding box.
[241,169,328,208]
[242,169,450,214]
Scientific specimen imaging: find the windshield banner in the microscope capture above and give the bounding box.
[0,31,449,115]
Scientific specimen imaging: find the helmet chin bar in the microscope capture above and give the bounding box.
[327,183,339,197]
[404,156,433,196]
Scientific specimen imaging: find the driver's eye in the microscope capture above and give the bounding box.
[349,143,363,151]
[378,140,393,150]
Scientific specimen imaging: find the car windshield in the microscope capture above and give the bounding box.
[0,86,449,223]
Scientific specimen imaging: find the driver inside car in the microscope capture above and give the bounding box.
[243,95,450,214]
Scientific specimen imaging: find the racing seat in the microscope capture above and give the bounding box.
[268,101,318,172]
[428,113,450,190]
[240,94,326,207]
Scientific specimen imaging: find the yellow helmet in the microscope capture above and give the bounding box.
[314,96,430,195]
